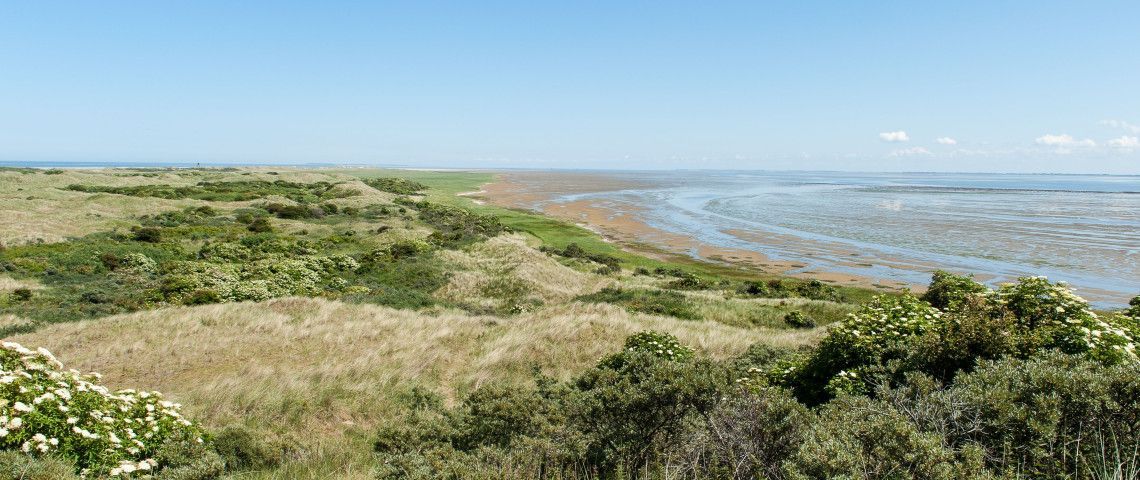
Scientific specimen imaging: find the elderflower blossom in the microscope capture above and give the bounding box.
[0,341,205,477]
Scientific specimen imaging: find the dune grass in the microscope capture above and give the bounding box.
[0,166,889,478]
[9,297,805,477]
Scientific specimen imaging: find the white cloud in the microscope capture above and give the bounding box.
[889,147,931,157]
[935,137,957,145]
[879,131,910,142]
[1101,120,1140,134]
[1109,135,1139,148]
[1035,134,1096,147]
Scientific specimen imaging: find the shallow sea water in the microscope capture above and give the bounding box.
[559,171,1140,307]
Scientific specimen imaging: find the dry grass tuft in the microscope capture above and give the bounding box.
[0,275,43,292]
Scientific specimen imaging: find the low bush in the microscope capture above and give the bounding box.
[572,347,723,473]
[211,425,278,472]
[541,243,621,272]
[11,288,32,302]
[785,394,991,480]
[737,278,845,302]
[363,177,429,195]
[920,270,988,310]
[246,217,272,233]
[575,287,700,320]
[131,226,163,243]
[783,311,816,329]
[670,387,811,480]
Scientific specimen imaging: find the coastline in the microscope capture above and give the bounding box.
[478,171,916,293]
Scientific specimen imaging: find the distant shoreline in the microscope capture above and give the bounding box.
[477,170,1139,307]
[2,161,1137,177]
[478,171,917,295]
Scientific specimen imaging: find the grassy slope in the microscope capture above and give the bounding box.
[3,167,864,478]
[339,169,881,304]
[13,299,813,478]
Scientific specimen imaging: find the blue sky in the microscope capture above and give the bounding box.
[2,1,1138,173]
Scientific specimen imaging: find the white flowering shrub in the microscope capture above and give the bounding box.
[0,342,206,477]
[778,276,1139,404]
[828,293,941,359]
[618,331,694,362]
[160,253,360,305]
[991,277,1136,363]
[595,331,695,371]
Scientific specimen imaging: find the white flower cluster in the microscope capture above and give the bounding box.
[992,277,1137,362]
[831,293,942,354]
[622,331,694,362]
[0,341,204,477]
[162,252,360,304]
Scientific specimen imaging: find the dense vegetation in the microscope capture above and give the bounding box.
[0,192,509,327]
[372,275,1140,479]
[64,180,357,203]
[3,169,1138,479]
[363,177,429,195]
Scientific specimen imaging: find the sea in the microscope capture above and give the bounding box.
[555,171,1140,308]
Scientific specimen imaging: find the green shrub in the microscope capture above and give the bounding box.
[662,270,711,290]
[779,276,1138,405]
[246,217,272,233]
[367,240,432,262]
[572,348,723,473]
[601,330,695,367]
[673,387,811,479]
[542,243,621,272]
[349,255,449,310]
[783,311,816,329]
[10,288,31,302]
[736,278,844,302]
[0,342,207,477]
[210,425,278,472]
[921,270,988,310]
[738,280,770,296]
[454,385,552,450]
[792,279,844,302]
[575,287,700,320]
[148,431,225,480]
[132,226,163,243]
[363,177,429,195]
[784,394,991,480]
[943,352,1140,478]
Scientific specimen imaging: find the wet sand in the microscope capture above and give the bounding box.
[479,171,915,292]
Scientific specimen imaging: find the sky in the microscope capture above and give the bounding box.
[1,1,1139,173]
